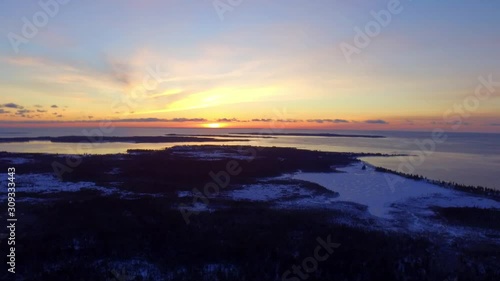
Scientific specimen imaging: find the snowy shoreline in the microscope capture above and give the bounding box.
[2,149,499,235]
[1,146,499,280]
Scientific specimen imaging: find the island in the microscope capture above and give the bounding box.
[0,145,498,281]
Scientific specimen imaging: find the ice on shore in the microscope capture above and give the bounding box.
[291,162,500,218]
[220,162,500,240]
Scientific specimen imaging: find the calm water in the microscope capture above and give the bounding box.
[1,127,499,190]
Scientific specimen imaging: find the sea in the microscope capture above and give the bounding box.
[1,127,499,191]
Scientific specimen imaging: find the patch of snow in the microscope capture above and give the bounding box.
[279,163,500,242]
[72,238,81,251]
[389,193,500,237]
[178,202,210,212]
[223,180,344,213]
[1,157,33,165]
[94,258,163,280]
[408,193,499,210]
[291,162,500,218]
[196,263,239,280]
[228,184,309,201]
[177,191,191,198]
[202,263,238,273]
[6,173,114,194]
[0,173,148,202]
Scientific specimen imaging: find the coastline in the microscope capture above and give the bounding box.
[1,145,499,280]
[0,136,250,143]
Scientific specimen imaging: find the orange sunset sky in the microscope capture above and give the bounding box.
[1,0,499,132]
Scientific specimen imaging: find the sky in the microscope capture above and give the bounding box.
[0,0,499,132]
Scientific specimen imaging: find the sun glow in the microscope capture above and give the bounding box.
[203,123,225,128]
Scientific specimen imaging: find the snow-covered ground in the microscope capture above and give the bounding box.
[4,152,499,241]
[228,183,313,202]
[216,162,500,241]
[2,157,34,165]
[0,173,147,202]
[92,258,164,281]
[285,162,500,241]
[216,162,499,220]
[11,173,116,195]
[291,162,500,218]
[90,258,238,281]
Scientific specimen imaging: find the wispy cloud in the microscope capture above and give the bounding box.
[2,56,76,72]
[251,118,273,122]
[431,121,471,126]
[277,119,302,123]
[365,119,389,125]
[405,119,415,125]
[0,103,23,109]
[15,109,33,115]
[116,118,207,123]
[217,118,241,122]
[169,118,206,122]
[105,58,133,86]
[307,119,349,124]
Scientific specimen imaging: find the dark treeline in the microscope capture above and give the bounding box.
[231,132,386,138]
[0,136,248,143]
[374,166,500,199]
